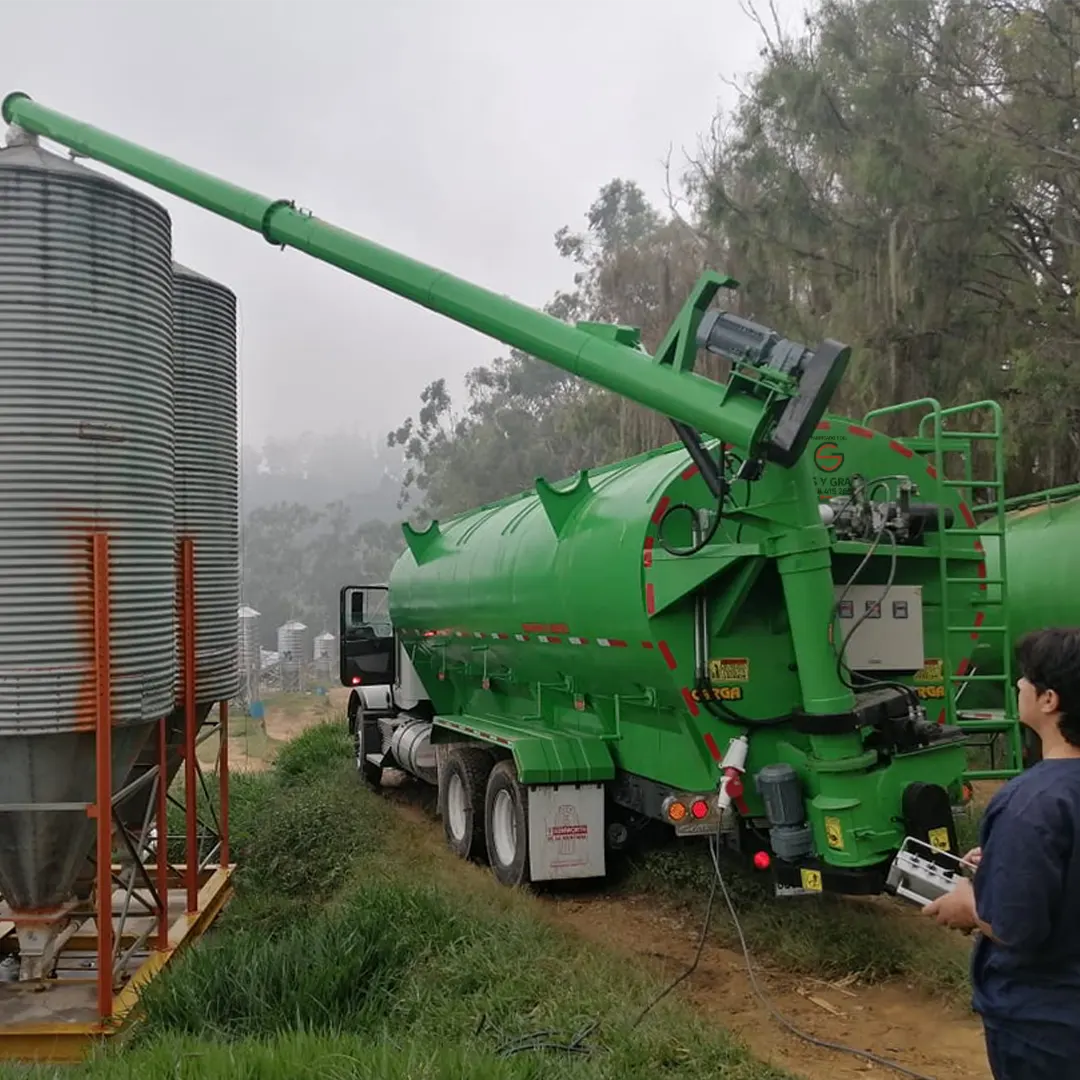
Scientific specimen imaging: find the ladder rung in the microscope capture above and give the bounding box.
[947,673,1005,682]
[943,527,985,535]
[943,479,1003,489]
[965,768,1023,781]
[946,625,1007,633]
[944,577,1004,585]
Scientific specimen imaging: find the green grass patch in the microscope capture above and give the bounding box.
[5,722,788,1080]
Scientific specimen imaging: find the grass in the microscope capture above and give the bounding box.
[3,722,790,1080]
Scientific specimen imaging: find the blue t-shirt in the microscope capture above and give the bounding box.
[972,757,1080,1055]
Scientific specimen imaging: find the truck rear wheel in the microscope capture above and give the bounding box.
[484,759,531,888]
[440,746,492,861]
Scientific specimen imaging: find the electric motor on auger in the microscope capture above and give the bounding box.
[1,90,1008,905]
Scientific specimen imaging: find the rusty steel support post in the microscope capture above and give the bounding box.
[91,533,113,1022]
[179,538,198,914]
[156,715,169,952]
[219,699,230,868]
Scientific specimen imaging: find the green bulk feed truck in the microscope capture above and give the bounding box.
[1,91,1018,902]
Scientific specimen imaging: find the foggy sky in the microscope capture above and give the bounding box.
[4,0,807,449]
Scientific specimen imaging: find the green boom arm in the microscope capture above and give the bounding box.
[1,90,856,717]
[1,91,843,463]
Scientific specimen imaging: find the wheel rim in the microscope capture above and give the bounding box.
[491,788,517,867]
[447,773,468,842]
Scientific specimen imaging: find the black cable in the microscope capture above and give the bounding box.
[629,863,719,1030]
[657,500,725,557]
[832,523,921,712]
[706,834,939,1080]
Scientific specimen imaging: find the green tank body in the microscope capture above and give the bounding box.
[389,414,987,874]
[963,489,1080,704]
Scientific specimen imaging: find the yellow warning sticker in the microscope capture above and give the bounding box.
[914,659,944,683]
[928,827,951,852]
[824,816,845,850]
[800,868,823,892]
[708,657,750,683]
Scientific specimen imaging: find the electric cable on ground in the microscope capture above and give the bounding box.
[626,830,939,1080]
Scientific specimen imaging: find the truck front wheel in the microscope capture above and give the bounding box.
[354,707,384,790]
[484,760,531,888]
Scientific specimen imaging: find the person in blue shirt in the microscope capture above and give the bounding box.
[924,626,1080,1079]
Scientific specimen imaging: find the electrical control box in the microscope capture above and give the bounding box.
[832,584,924,672]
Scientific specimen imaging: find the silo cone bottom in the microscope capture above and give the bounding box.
[12,902,81,982]
[0,721,154,972]
[113,700,216,834]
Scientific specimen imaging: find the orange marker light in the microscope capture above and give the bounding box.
[668,801,687,822]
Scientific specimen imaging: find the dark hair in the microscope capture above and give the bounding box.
[1016,628,1080,747]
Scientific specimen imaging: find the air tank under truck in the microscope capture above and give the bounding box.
[0,91,998,901]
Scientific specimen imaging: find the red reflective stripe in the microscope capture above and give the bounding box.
[642,641,654,650]
[681,687,701,717]
[960,503,976,529]
[848,425,874,439]
[643,535,654,568]
[890,439,913,459]
[816,421,830,431]
[972,611,985,640]
[926,464,939,479]
[651,496,671,525]
[703,732,721,760]
[551,623,569,634]
[658,641,677,670]
[681,463,700,481]
[646,583,656,614]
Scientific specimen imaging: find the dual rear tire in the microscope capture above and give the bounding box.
[440,747,530,887]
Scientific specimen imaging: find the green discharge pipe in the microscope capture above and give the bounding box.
[1,90,856,720]
[1,90,766,452]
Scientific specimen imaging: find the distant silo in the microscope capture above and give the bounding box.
[238,605,261,701]
[313,631,336,679]
[277,620,307,692]
[0,134,175,968]
[313,632,336,663]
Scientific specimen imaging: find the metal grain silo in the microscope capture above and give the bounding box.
[173,262,240,703]
[238,605,261,703]
[0,136,175,954]
[114,262,240,833]
[277,620,307,692]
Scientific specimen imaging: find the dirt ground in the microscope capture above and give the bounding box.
[380,783,992,1080]
[198,687,351,774]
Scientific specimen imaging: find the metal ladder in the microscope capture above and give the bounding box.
[863,399,1022,781]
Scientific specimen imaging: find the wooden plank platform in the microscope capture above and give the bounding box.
[0,866,233,1063]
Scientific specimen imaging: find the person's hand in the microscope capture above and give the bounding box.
[961,847,982,870]
[924,877,978,932]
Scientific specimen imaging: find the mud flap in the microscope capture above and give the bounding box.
[527,783,606,882]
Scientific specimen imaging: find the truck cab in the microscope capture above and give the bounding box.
[338,584,433,787]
